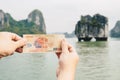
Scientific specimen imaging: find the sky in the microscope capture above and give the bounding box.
[0,0,120,33]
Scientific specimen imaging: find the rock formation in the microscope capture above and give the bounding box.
[0,10,9,28]
[75,14,108,41]
[28,9,46,33]
[64,31,76,38]
[110,21,120,37]
[0,9,46,35]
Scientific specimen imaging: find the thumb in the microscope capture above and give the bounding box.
[61,39,69,53]
[14,39,26,48]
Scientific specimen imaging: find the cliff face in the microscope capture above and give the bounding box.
[75,14,108,41]
[0,9,46,35]
[28,9,46,33]
[110,21,120,37]
[0,10,9,28]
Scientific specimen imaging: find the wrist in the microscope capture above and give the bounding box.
[57,68,76,80]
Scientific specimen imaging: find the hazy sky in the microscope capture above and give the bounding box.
[0,0,120,33]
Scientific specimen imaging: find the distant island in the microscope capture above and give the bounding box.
[75,14,108,41]
[110,21,120,37]
[51,31,76,38]
[0,9,46,36]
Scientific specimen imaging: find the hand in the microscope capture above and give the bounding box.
[56,39,79,80]
[0,32,26,58]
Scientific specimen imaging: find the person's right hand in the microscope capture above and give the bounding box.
[56,39,79,80]
[0,32,26,59]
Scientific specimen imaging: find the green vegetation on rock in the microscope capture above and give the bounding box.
[75,14,108,41]
[0,9,46,36]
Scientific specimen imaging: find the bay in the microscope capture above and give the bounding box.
[0,37,120,80]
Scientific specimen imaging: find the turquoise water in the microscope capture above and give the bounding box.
[0,37,120,80]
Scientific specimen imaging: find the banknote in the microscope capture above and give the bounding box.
[23,34,65,53]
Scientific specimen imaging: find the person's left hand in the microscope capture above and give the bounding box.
[0,32,26,58]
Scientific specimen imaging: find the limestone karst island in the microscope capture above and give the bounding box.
[0,10,110,41]
[75,14,108,41]
[0,9,46,36]
[110,21,120,37]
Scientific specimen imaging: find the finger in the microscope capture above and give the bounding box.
[15,47,23,53]
[0,53,8,57]
[0,55,3,58]
[8,52,14,56]
[0,54,4,57]
[15,39,26,49]
[55,48,62,59]
[0,57,3,59]
[56,53,61,59]
[11,33,22,41]
[61,39,69,53]
[68,44,76,52]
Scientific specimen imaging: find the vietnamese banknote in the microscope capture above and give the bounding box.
[23,34,65,53]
